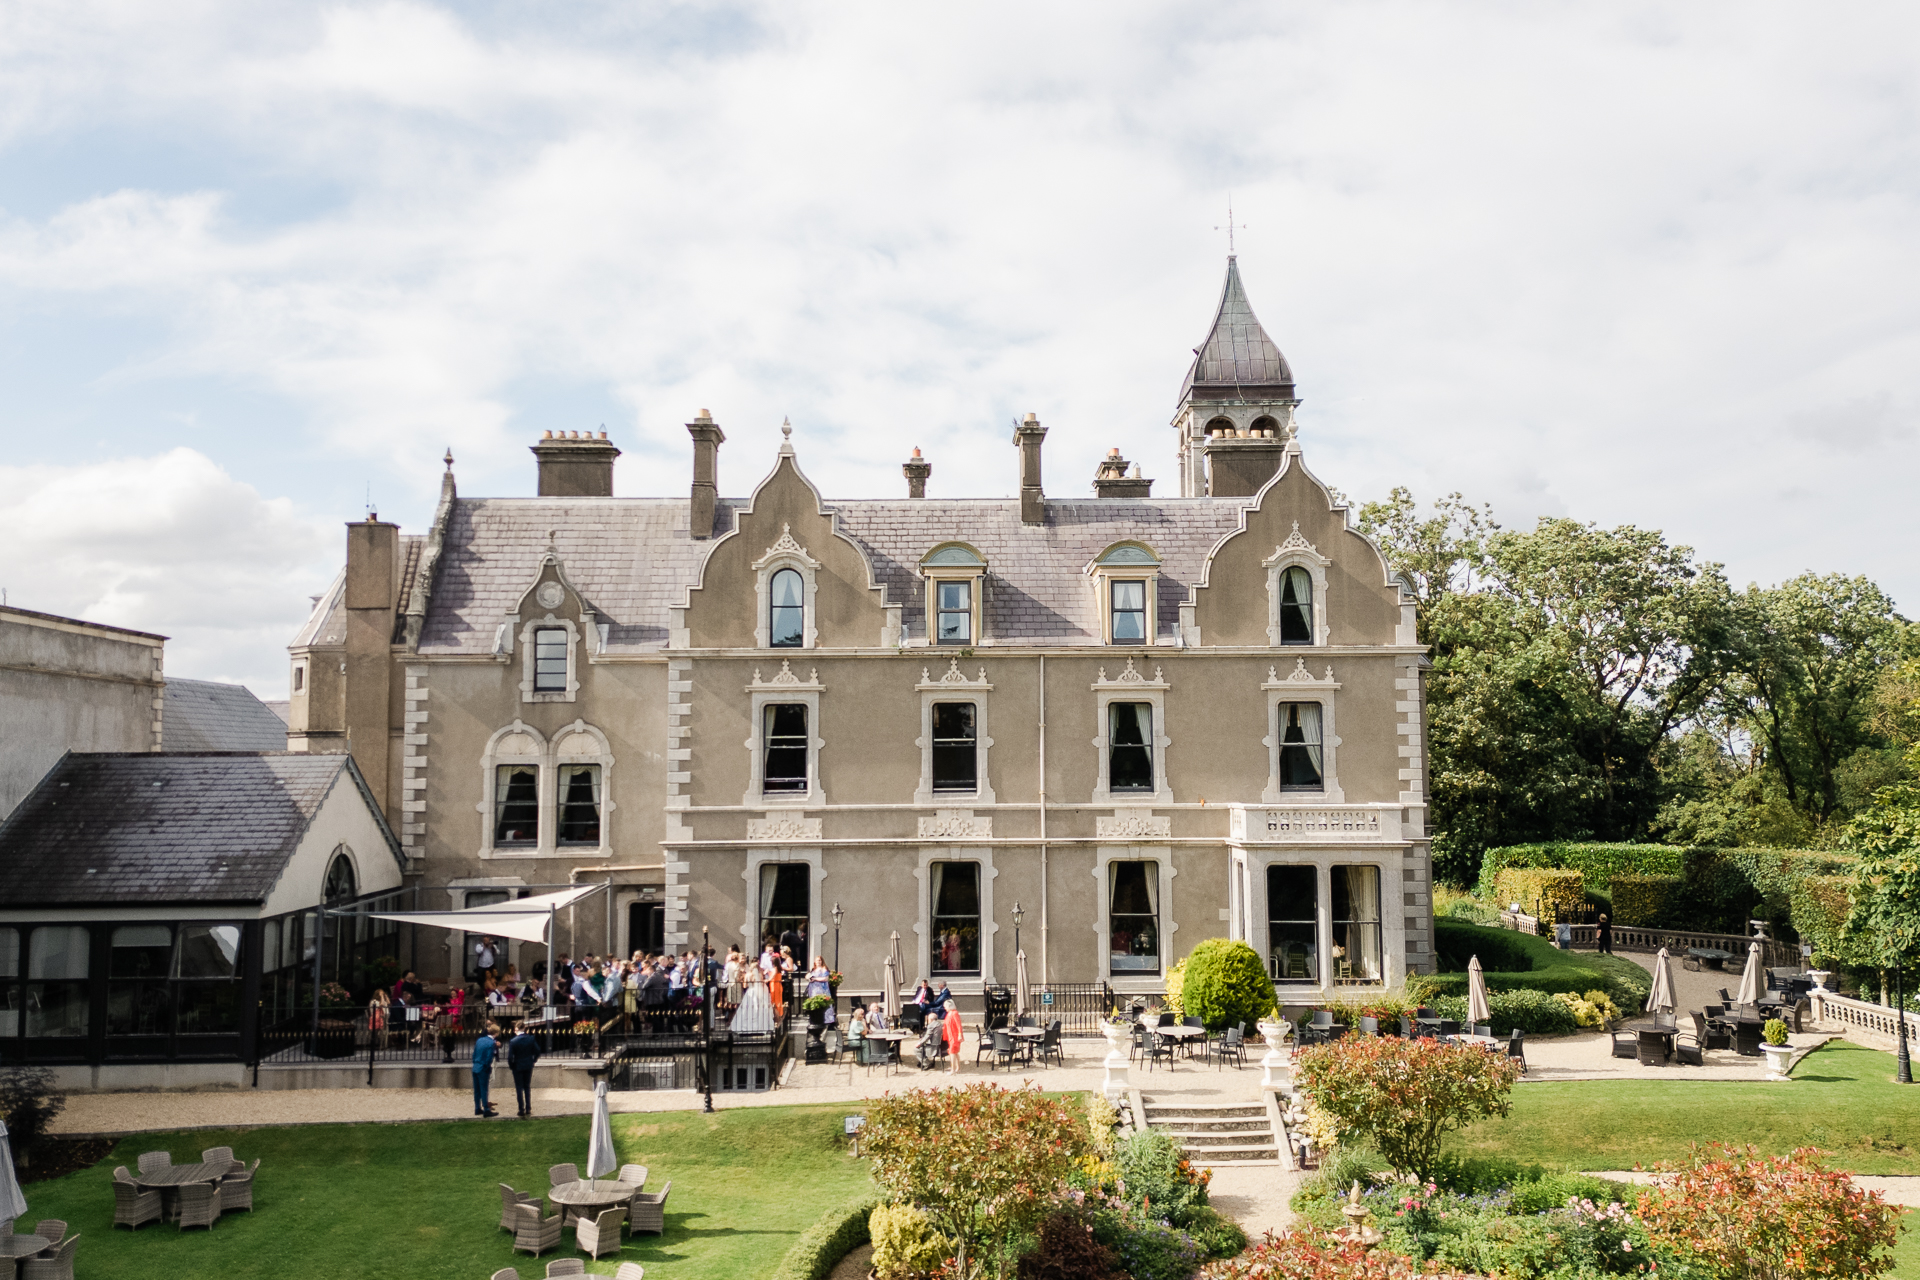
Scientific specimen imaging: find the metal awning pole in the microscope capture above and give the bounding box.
[548,905,557,1010]
[606,877,613,960]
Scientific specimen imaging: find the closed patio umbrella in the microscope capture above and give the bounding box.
[0,1120,28,1224]
[1015,949,1030,1020]
[1466,955,1491,1027]
[586,1079,616,1180]
[1736,940,1765,1008]
[886,932,903,1021]
[1646,947,1676,1017]
[882,954,900,1024]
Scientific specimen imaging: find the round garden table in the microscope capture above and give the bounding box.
[0,1234,50,1279]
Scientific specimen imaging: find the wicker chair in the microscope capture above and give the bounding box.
[614,1265,645,1280]
[177,1182,222,1231]
[490,1270,521,1280]
[549,1162,580,1188]
[546,1260,586,1277]
[1636,1029,1670,1067]
[627,1181,670,1236]
[31,1222,67,1254]
[221,1160,259,1213]
[137,1151,172,1176]
[500,1183,539,1232]
[1507,1029,1528,1073]
[1038,1022,1064,1068]
[112,1168,162,1230]
[617,1164,649,1188]
[21,1235,78,1280]
[1609,1027,1637,1059]
[200,1146,234,1168]
[1674,1022,1705,1067]
[513,1202,564,1257]
[576,1207,626,1260]
[1214,1026,1246,1069]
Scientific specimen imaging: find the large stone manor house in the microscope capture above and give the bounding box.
[286,258,1436,1004]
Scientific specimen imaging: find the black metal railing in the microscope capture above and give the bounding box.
[253,1004,605,1078]
[605,1030,785,1093]
[1024,983,1117,1035]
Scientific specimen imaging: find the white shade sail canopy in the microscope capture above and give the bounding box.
[361,884,601,945]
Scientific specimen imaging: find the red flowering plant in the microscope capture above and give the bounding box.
[863,1082,1091,1279]
[1633,1144,1900,1280]
[1293,1034,1522,1184]
[1199,1229,1437,1279]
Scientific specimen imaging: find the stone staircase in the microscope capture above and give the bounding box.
[1138,1097,1280,1166]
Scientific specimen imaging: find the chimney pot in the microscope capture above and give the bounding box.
[1012,414,1047,524]
[531,431,621,496]
[543,430,554,439]
[903,447,932,499]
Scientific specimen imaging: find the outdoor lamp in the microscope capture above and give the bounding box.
[832,903,844,929]
[1011,902,1025,929]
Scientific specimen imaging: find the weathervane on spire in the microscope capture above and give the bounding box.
[1214,195,1246,256]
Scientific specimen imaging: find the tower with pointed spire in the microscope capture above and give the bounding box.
[1172,256,1299,497]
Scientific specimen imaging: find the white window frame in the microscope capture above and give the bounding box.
[1088,543,1161,646]
[1242,853,1400,994]
[477,719,547,858]
[743,661,826,807]
[1261,661,1344,803]
[913,659,996,805]
[920,542,987,648]
[1091,845,1176,992]
[752,524,822,650]
[1264,522,1332,647]
[551,719,615,858]
[740,848,825,960]
[518,616,580,703]
[1090,659,1172,806]
[912,845,997,992]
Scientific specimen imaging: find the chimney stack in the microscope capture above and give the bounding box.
[530,429,621,497]
[342,514,400,817]
[687,409,725,539]
[903,447,931,499]
[1013,412,1047,525]
[1093,447,1153,498]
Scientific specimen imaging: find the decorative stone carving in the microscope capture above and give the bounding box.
[918,657,990,689]
[497,732,538,757]
[1091,657,1168,690]
[747,659,823,691]
[1265,658,1339,688]
[535,581,565,609]
[1267,520,1320,563]
[747,815,822,842]
[1096,812,1171,839]
[918,811,992,839]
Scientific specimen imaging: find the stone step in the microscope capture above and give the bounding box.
[1192,1156,1284,1167]
[1150,1122,1272,1136]
[1142,1102,1266,1115]
[1182,1143,1280,1162]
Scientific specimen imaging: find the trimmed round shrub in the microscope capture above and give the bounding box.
[1176,938,1276,1031]
[869,1202,951,1278]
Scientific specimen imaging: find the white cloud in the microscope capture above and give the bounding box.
[0,448,333,696]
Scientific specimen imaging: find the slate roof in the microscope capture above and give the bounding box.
[396,491,1251,655]
[163,678,290,752]
[0,752,401,908]
[1178,256,1294,404]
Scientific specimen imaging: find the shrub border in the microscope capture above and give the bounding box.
[770,1194,884,1280]
[1424,920,1651,1007]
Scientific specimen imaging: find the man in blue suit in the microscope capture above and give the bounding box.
[472,1027,502,1117]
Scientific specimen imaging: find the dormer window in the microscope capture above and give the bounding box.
[936,581,973,644]
[920,543,987,648]
[1278,567,1313,644]
[1090,543,1161,646]
[769,568,804,648]
[533,628,569,691]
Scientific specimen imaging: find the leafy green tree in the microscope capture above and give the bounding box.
[1841,785,1920,1002]
[1357,488,1497,642]
[1293,1036,1522,1183]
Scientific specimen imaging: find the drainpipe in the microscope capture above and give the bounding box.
[1038,655,1048,984]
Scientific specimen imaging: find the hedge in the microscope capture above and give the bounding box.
[1421,920,1651,1009]
[770,1195,884,1280]
[1489,868,1585,921]
[1431,987,1580,1037]
[1609,874,1684,926]
[1477,843,1685,899]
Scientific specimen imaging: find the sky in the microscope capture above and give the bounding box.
[1,2,1916,697]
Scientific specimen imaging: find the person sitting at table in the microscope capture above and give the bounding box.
[929,980,954,1014]
[868,1004,888,1032]
[909,978,932,1011]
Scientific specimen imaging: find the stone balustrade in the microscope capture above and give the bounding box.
[1810,990,1920,1052]
[1229,805,1403,842]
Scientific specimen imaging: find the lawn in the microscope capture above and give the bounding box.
[17,1102,878,1279]
[1445,1041,1920,1174]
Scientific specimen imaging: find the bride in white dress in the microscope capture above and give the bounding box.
[730,960,776,1033]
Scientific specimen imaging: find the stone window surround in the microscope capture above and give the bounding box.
[1091,845,1177,992]
[920,543,988,648]
[913,659,996,805]
[1264,523,1331,648]
[1088,543,1161,646]
[752,524,822,650]
[475,718,616,859]
[1090,659,1173,806]
[739,846,825,961]
[1230,848,1399,993]
[912,845,998,992]
[518,615,581,704]
[743,662,827,808]
[1261,661,1345,803]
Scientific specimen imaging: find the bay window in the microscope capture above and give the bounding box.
[1267,865,1318,984]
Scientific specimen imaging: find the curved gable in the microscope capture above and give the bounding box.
[1192,452,1406,646]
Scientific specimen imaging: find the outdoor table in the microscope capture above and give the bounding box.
[1620,1020,1677,1060]
[1413,1016,1447,1036]
[1684,948,1734,971]
[549,1179,634,1225]
[1007,1026,1045,1065]
[1147,1023,1208,1062]
[867,1029,911,1074]
[1450,1034,1502,1050]
[134,1160,226,1220]
[0,1233,50,1277]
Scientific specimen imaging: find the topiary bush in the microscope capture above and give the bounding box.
[1609,874,1684,926]
[1176,939,1276,1031]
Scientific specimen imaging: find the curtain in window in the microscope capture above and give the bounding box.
[1295,702,1323,773]
[1334,865,1383,984]
[1109,702,1154,791]
[1280,703,1324,789]
[1280,566,1313,643]
[1109,861,1159,972]
[770,568,804,647]
[559,764,601,843]
[494,766,539,843]
[931,862,981,974]
[763,704,809,792]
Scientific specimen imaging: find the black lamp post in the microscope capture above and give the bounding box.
[1898,955,1912,1085]
[1011,901,1024,957]
[832,902,844,974]
[702,925,715,1113]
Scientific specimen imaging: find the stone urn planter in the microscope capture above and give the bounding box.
[1101,1021,1132,1098]
[1762,1042,1795,1081]
[1807,969,1832,992]
[1258,1018,1291,1089]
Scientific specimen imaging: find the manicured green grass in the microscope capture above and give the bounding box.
[1895,1211,1920,1280]
[21,1103,877,1279]
[1446,1041,1920,1175]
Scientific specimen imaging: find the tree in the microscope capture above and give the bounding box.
[1635,1144,1900,1280]
[1357,488,1497,641]
[862,1083,1089,1278]
[1177,939,1277,1031]
[1841,785,1920,1000]
[1292,1036,1521,1183]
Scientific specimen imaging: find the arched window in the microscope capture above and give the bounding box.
[324,852,357,904]
[1278,566,1313,643]
[769,568,804,648]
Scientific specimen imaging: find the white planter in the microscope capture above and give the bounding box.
[1258,1018,1291,1089]
[1101,1023,1131,1098]
[1762,1043,1794,1081]
[1807,970,1831,992]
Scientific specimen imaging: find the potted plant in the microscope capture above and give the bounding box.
[1806,960,1832,992]
[1761,1018,1794,1081]
[1099,1011,1133,1097]
[802,995,832,1027]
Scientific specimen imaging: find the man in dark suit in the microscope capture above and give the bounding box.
[780,925,805,964]
[506,1026,542,1116]
[641,961,672,1032]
